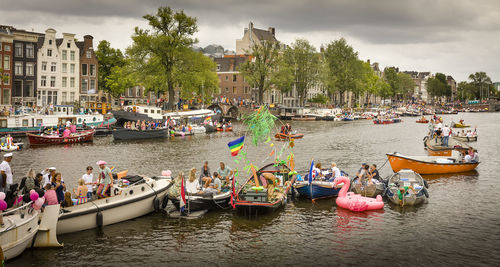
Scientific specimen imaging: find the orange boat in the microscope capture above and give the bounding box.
[386,152,479,174]
[416,118,429,123]
[274,132,304,140]
[423,136,471,156]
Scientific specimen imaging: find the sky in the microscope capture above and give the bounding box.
[1,0,499,82]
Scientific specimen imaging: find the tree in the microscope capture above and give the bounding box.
[427,73,451,102]
[383,67,399,98]
[239,40,285,104]
[322,38,361,107]
[0,68,7,84]
[457,81,476,101]
[283,39,320,106]
[129,6,198,110]
[105,65,135,97]
[468,72,492,100]
[397,73,416,100]
[95,40,126,93]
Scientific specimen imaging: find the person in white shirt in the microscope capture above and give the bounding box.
[41,167,57,188]
[330,162,341,181]
[186,168,202,194]
[0,153,14,192]
[82,166,94,199]
[66,120,71,128]
[442,125,451,147]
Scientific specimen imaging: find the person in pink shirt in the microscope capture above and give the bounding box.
[44,184,58,205]
[63,127,71,138]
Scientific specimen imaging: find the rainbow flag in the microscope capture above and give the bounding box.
[204,116,212,122]
[228,136,245,156]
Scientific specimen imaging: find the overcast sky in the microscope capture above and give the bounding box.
[1,0,499,82]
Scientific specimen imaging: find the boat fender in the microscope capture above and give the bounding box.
[423,188,429,198]
[423,179,429,189]
[96,211,103,228]
[162,196,169,209]
[153,197,160,212]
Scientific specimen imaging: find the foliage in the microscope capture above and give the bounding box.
[128,6,198,110]
[283,39,320,106]
[105,65,135,97]
[397,72,416,99]
[468,72,493,99]
[383,67,398,97]
[96,40,126,94]
[309,94,329,104]
[239,40,285,104]
[456,81,476,101]
[243,106,277,146]
[427,73,451,100]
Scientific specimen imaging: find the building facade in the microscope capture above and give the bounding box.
[214,55,252,103]
[236,22,277,55]
[76,35,98,104]
[447,76,457,102]
[0,27,13,108]
[404,71,430,102]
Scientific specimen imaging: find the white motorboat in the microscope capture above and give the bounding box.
[57,175,172,235]
[0,202,39,261]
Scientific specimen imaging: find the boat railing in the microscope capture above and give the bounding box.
[1,201,34,216]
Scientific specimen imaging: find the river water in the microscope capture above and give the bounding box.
[10,112,500,266]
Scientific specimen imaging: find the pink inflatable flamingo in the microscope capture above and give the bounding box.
[333,176,384,212]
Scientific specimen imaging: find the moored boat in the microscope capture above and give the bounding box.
[451,121,470,128]
[293,169,347,199]
[234,163,296,216]
[373,118,401,124]
[0,143,23,152]
[0,202,39,261]
[423,136,471,156]
[416,118,429,123]
[351,176,386,198]
[57,175,172,235]
[216,126,233,132]
[386,152,479,175]
[169,190,232,212]
[274,132,304,140]
[385,169,429,206]
[453,135,478,142]
[27,129,95,145]
[112,127,168,140]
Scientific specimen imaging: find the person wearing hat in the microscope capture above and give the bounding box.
[41,167,57,188]
[0,153,13,192]
[96,160,113,198]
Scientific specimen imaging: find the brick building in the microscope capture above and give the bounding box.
[76,35,98,104]
[0,27,13,108]
[214,55,252,103]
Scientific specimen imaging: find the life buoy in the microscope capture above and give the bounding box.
[423,187,429,198]
[153,197,160,212]
[96,211,103,228]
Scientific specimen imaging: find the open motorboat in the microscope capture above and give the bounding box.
[423,136,472,156]
[386,152,479,175]
[293,169,348,200]
[112,127,168,140]
[453,135,478,142]
[351,176,386,198]
[274,132,304,141]
[57,175,172,235]
[27,129,95,145]
[0,202,39,261]
[385,169,429,206]
[168,186,232,212]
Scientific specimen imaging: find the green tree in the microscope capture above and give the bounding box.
[427,73,451,102]
[383,67,398,98]
[105,65,135,97]
[361,64,391,106]
[468,72,493,100]
[129,6,198,110]
[239,40,285,104]
[0,68,7,84]
[283,39,320,106]
[396,73,416,100]
[457,81,476,101]
[95,40,126,94]
[322,38,361,107]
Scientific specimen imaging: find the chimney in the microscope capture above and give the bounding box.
[367,59,370,64]
[84,35,94,48]
[268,27,275,37]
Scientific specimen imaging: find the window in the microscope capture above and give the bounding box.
[14,43,23,57]
[90,79,96,93]
[4,45,10,51]
[216,64,220,71]
[90,64,95,76]
[81,78,88,93]
[86,51,91,58]
[225,75,228,81]
[233,86,237,94]
[42,61,47,71]
[47,91,52,104]
[24,80,34,97]
[225,87,229,92]
[244,86,249,94]
[0,119,7,127]
[144,109,148,113]
[62,63,67,73]
[70,92,75,102]
[62,92,67,103]
[2,89,9,105]
[3,56,9,70]
[70,64,75,74]
[70,77,75,88]
[51,62,56,72]
[82,64,88,76]
[62,50,67,60]
[62,77,67,87]
[47,49,52,57]
[22,119,28,127]
[70,51,75,61]
[48,40,52,45]
[26,44,34,58]
[36,119,42,126]
[50,76,56,87]
[0,43,2,51]
[26,63,34,76]
[128,88,133,96]
[41,76,47,87]
[15,62,23,75]
[233,75,237,82]
[3,73,9,85]
[67,42,71,48]
[136,88,140,97]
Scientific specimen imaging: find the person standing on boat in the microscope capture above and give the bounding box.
[82,166,94,199]
[435,127,443,144]
[442,125,451,147]
[51,173,66,204]
[217,162,233,187]
[0,153,13,192]
[41,167,57,188]
[96,161,113,198]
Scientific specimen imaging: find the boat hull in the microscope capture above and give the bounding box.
[453,136,477,142]
[57,177,171,235]
[295,181,340,199]
[170,192,231,212]
[351,178,386,198]
[112,128,168,140]
[27,129,95,145]
[1,209,39,261]
[274,133,304,140]
[387,153,479,174]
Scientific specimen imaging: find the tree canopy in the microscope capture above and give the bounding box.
[95,40,126,94]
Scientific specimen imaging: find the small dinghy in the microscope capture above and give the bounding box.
[169,190,232,212]
[294,170,347,200]
[385,169,429,206]
[0,143,23,152]
[351,177,386,198]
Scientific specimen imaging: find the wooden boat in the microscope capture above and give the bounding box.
[423,136,471,156]
[57,175,172,235]
[27,129,95,145]
[112,127,168,140]
[453,135,478,142]
[416,118,429,123]
[216,126,233,132]
[0,142,23,152]
[386,152,479,174]
[234,163,296,216]
[293,169,347,200]
[169,190,232,212]
[373,118,401,124]
[274,132,304,140]
[351,177,386,198]
[451,121,470,128]
[385,169,429,206]
[171,131,194,137]
[0,202,39,260]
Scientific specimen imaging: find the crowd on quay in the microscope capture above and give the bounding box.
[0,153,116,210]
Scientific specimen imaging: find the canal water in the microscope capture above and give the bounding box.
[10,112,500,266]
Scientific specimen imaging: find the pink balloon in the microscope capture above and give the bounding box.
[30,192,39,201]
[0,200,7,210]
[0,192,5,201]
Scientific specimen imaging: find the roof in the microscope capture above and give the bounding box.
[214,56,249,72]
[56,38,63,47]
[252,28,277,42]
[37,36,45,48]
[76,41,84,56]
